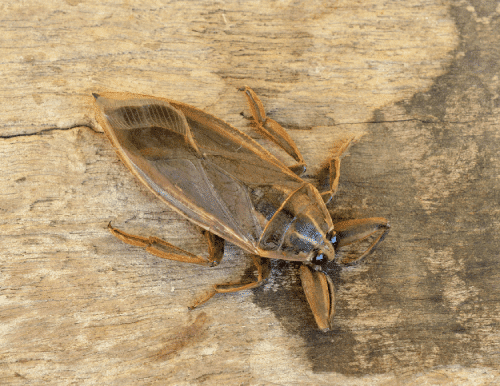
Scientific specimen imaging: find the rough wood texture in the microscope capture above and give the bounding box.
[1,0,499,384]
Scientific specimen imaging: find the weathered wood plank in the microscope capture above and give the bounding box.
[1,0,499,384]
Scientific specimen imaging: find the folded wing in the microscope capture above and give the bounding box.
[94,93,304,254]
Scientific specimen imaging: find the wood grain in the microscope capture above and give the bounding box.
[1,0,499,384]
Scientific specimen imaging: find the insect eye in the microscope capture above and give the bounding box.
[311,251,328,266]
[326,230,338,249]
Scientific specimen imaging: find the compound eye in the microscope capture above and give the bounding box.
[326,230,338,249]
[311,251,328,266]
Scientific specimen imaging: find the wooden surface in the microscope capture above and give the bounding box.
[1,0,500,384]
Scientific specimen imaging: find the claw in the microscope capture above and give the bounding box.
[299,265,335,331]
[333,217,390,265]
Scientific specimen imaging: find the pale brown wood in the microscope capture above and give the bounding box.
[2,0,500,384]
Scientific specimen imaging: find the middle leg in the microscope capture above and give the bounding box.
[189,255,271,309]
[317,139,352,204]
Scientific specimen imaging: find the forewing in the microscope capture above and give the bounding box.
[174,101,305,238]
[93,93,303,253]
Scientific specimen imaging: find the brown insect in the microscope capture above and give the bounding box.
[93,87,389,331]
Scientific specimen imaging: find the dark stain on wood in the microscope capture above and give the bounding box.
[253,1,500,375]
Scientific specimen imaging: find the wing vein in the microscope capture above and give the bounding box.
[196,159,249,244]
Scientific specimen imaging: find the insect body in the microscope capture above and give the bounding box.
[93,87,389,331]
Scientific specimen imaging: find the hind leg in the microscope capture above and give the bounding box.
[108,222,224,267]
[239,86,306,175]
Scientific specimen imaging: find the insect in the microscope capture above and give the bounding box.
[92,87,389,331]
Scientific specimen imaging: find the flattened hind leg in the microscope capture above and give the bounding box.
[189,256,271,309]
[108,222,224,267]
[239,86,306,175]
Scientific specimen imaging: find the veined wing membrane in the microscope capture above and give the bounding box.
[94,94,303,253]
